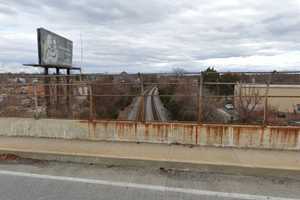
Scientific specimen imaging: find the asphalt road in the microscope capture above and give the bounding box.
[0,160,299,200]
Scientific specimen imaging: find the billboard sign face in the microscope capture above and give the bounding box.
[37,28,73,67]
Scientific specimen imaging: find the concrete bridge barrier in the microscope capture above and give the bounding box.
[0,118,299,150]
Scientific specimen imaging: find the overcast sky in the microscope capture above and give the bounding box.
[1,0,300,73]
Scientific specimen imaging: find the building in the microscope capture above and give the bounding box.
[234,83,300,113]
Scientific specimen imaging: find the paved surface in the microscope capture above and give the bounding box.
[0,160,299,200]
[0,136,300,171]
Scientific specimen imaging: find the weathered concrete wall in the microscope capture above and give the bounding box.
[0,118,299,150]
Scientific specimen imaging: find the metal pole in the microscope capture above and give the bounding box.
[217,76,220,96]
[80,68,82,82]
[263,74,272,125]
[139,73,145,122]
[198,72,204,123]
[44,67,50,117]
[56,68,60,110]
[66,68,71,117]
[89,84,94,119]
[33,82,38,118]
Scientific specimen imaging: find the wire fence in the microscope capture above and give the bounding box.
[0,71,300,126]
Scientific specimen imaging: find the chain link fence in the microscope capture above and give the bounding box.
[0,71,300,126]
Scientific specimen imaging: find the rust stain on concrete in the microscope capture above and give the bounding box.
[260,128,264,146]
[268,127,299,148]
[74,120,300,149]
[145,123,149,139]
[195,126,199,145]
[233,127,241,146]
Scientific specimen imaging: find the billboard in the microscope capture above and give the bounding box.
[37,28,73,67]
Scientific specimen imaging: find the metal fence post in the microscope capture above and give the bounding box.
[33,82,38,118]
[89,84,94,120]
[80,69,83,82]
[263,73,272,125]
[139,73,145,122]
[44,68,50,117]
[66,68,71,117]
[56,68,60,110]
[198,72,204,123]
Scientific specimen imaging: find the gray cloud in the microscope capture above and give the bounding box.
[1,0,300,73]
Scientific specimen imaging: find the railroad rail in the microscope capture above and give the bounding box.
[143,87,165,121]
[151,87,162,121]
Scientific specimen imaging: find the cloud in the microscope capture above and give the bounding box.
[0,0,300,73]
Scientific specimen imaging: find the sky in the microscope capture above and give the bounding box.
[0,0,300,73]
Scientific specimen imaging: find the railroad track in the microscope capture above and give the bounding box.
[132,88,150,121]
[131,87,165,121]
[145,87,164,121]
[150,87,161,121]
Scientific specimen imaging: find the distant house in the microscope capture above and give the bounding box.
[234,83,300,113]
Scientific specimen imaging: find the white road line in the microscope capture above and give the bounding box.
[0,170,297,200]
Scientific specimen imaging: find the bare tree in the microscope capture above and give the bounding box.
[202,97,224,123]
[236,84,263,123]
[172,68,186,77]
